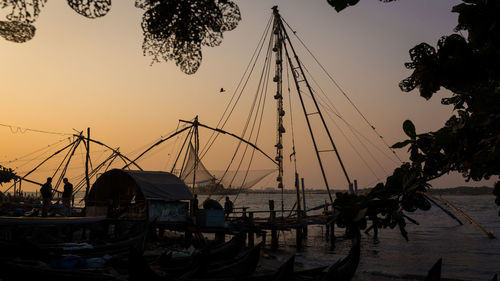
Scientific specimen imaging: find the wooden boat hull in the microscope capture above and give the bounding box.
[0,259,115,281]
[320,228,360,281]
[0,216,106,226]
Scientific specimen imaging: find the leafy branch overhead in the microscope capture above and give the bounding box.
[332,0,500,238]
[326,0,396,12]
[137,0,241,74]
[0,0,241,74]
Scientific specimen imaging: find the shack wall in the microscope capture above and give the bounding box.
[148,200,189,222]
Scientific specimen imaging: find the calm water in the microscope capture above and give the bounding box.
[204,193,500,280]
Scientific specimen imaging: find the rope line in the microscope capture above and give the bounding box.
[199,15,274,160]
[281,18,403,163]
[232,36,274,204]
[0,123,73,136]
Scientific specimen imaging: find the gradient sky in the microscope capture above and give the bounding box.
[1,0,493,192]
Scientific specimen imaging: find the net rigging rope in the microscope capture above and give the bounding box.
[231,35,274,204]
[300,62,397,170]
[217,25,275,190]
[285,53,299,176]
[164,121,182,170]
[0,137,71,166]
[73,150,118,196]
[51,138,81,192]
[285,36,397,172]
[199,15,274,160]
[280,17,403,164]
[0,122,73,136]
[278,22,397,183]
[296,62,388,178]
[171,126,194,174]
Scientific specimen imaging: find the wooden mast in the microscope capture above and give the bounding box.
[272,6,286,215]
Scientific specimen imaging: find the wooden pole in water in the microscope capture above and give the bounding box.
[85,128,90,201]
[296,226,302,251]
[248,212,255,247]
[330,222,335,247]
[301,177,308,237]
[294,173,302,250]
[324,201,329,241]
[295,173,302,216]
[269,200,278,249]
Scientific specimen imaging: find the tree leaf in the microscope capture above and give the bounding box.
[403,120,416,138]
[392,140,412,149]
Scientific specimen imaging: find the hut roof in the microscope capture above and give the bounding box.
[87,169,193,205]
[125,170,193,201]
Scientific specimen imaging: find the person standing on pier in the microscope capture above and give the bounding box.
[224,196,233,218]
[40,177,52,217]
[62,178,73,216]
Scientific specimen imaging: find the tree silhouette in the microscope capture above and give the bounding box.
[0,165,17,186]
[137,0,241,74]
[326,0,396,12]
[331,0,500,236]
[0,0,241,74]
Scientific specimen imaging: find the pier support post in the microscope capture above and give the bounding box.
[301,178,308,238]
[324,202,329,241]
[296,227,303,251]
[269,200,278,249]
[329,223,336,248]
[248,212,255,247]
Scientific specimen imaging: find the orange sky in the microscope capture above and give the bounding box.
[1,0,494,192]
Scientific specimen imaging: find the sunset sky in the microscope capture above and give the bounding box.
[1,0,493,192]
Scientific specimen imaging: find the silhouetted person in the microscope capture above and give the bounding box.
[191,194,199,215]
[62,178,73,216]
[224,196,233,217]
[40,177,52,217]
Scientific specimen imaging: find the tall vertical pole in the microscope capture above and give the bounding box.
[301,177,308,237]
[301,178,307,214]
[272,6,285,216]
[85,128,90,200]
[295,172,303,250]
[295,173,302,215]
[192,116,199,193]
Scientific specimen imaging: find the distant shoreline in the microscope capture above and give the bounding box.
[242,186,494,196]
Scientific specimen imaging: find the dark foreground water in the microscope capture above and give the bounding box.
[206,193,500,280]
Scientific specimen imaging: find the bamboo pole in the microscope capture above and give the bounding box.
[421,192,495,239]
[424,193,463,225]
